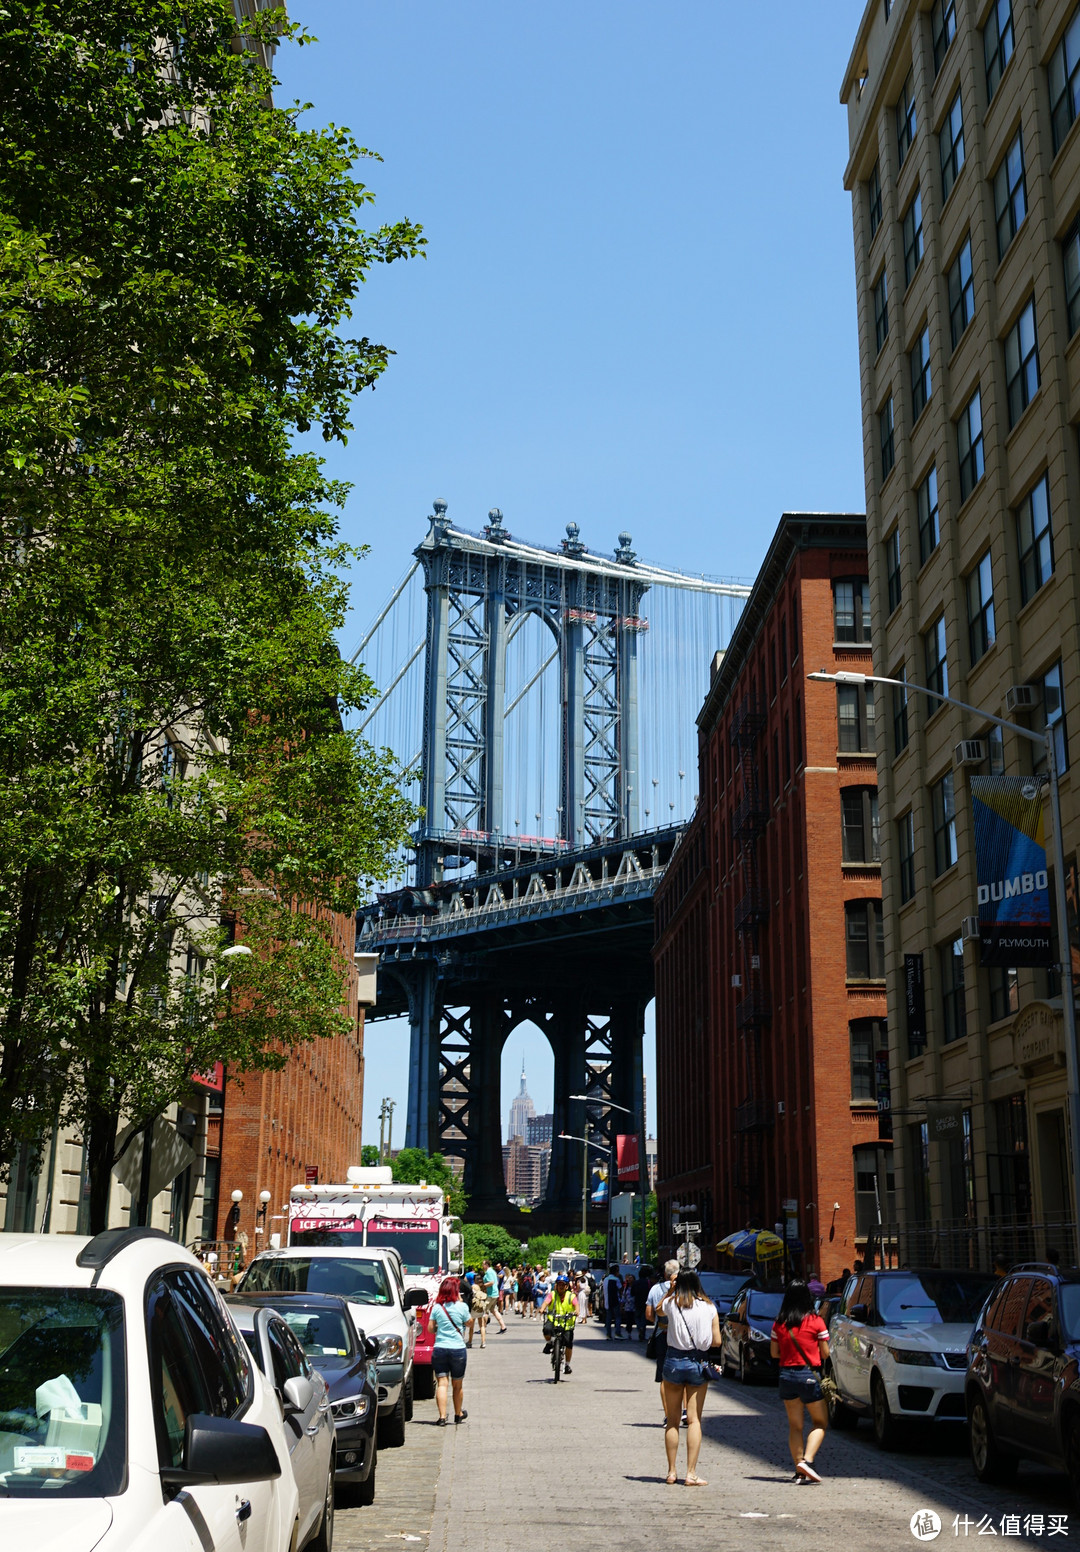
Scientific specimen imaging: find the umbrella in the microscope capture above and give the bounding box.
[715,1229,786,1262]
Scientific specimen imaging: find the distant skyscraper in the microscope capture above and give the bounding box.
[508,1058,536,1142]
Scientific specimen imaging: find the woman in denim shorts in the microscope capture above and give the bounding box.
[660,1270,722,1486]
[769,1281,830,1483]
[428,1276,471,1425]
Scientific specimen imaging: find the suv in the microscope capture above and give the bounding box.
[827,1266,995,1447]
[237,1246,426,1448]
[0,1227,303,1552]
[966,1262,1080,1500]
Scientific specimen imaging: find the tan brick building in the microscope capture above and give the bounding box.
[841,0,1080,1261]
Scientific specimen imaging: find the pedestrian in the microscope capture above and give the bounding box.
[481,1258,508,1333]
[540,1272,579,1375]
[806,1270,825,1301]
[602,1262,624,1338]
[770,1279,830,1484]
[427,1275,470,1426]
[518,1265,533,1315]
[660,1269,720,1486]
[633,1265,651,1342]
[992,1251,1009,1280]
[646,1258,679,1412]
[824,1265,850,1298]
[619,1269,636,1332]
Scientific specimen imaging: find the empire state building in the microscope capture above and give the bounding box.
[508,1060,535,1142]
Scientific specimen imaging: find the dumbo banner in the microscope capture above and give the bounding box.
[971,774,1052,966]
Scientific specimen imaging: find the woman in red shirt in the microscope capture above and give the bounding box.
[769,1280,830,1483]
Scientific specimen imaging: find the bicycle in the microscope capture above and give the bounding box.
[546,1310,576,1383]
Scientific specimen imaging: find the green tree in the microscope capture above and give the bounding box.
[460,1222,523,1270]
[391,1147,467,1219]
[524,1232,594,1265]
[360,1145,381,1168]
[0,1,424,1225]
[644,1192,659,1264]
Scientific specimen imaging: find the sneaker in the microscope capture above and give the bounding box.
[563,1365,572,1375]
[796,1460,822,1484]
[680,1410,688,1427]
[543,1341,553,1353]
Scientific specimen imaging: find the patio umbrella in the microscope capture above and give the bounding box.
[715,1229,786,1262]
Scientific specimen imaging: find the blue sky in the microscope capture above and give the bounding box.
[276,1,868,1143]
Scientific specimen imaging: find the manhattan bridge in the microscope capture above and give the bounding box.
[353,500,749,1226]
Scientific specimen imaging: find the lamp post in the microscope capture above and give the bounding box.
[558,1131,611,1234]
[229,1188,243,1235]
[256,1189,272,1238]
[570,1091,642,1261]
[808,668,1080,1253]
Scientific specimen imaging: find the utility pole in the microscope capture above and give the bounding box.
[385,1097,396,1162]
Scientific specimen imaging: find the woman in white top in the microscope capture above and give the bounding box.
[659,1269,722,1486]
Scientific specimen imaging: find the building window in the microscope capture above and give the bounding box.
[932,770,958,875]
[874,268,889,352]
[1041,660,1069,774]
[910,326,931,419]
[880,396,895,481]
[896,69,917,169]
[838,681,876,753]
[984,0,1014,101]
[846,900,885,980]
[909,1122,931,1219]
[990,1094,1031,1219]
[868,160,883,239]
[917,465,939,566]
[1050,7,1080,154]
[1017,474,1054,605]
[842,786,880,864]
[1064,215,1080,336]
[948,237,974,349]
[886,528,902,614]
[987,723,1006,775]
[957,389,984,502]
[924,614,948,703]
[994,129,1026,260]
[780,617,788,677]
[892,668,909,756]
[932,0,956,76]
[1004,297,1040,427]
[897,810,916,903]
[851,1019,887,1101]
[903,188,924,285]
[940,937,967,1043]
[966,550,996,666]
[987,964,1018,1023]
[940,92,965,201]
[835,578,871,643]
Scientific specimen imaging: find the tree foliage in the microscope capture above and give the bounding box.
[523,1232,595,1266]
[391,1147,467,1219]
[0,1,423,1223]
[460,1222,523,1270]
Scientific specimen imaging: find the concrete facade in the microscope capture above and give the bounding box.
[841,0,1080,1257]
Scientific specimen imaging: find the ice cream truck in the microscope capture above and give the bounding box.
[287,1165,463,1396]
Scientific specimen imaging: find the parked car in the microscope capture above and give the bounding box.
[698,1270,754,1321]
[237,1247,426,1448]
[720,1288,783,1383]
[230,1292,380,1505]
[827,1266,995,1447]
[0,1226,302,1552]
[966,1261,1080,1500]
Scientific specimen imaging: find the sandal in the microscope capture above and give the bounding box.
[665,1472,678,1484]
[684,1475,708,1487]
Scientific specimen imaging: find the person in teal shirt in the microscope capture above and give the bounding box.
[481,1258,507,1333]
[427,1276,471,1424]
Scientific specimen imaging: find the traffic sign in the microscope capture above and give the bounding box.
[674,1221,701,1236]
[676,1242,701,1268]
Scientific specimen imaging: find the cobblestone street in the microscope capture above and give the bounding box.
[334,1318,1074,1551]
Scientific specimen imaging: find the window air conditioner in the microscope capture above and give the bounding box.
[731,974,742,988]
[750,955,760,970]
[1005,684,1036,713]
[954,739,986,768]
[961,916,980,943]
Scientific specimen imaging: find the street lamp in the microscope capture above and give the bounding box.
[558,1131,611,1235]
[808,668,1080,1249]
[570,1091,645,1259]
[256,1189,272,1236]
[229,1188,243,1234]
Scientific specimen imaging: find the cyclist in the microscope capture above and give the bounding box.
[540,1272,579,1375]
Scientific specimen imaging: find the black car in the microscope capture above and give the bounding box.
[698,1271,754,1321]
[230,1291,381,1506]
[720,1287,784,1383]
[966,1261,1080,1501]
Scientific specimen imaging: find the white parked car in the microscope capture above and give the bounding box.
[238,1247,426,1449]
[0,1226,311,1552]
[827,1267,996,1447]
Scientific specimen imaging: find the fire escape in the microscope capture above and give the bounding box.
[729,694,771,1213]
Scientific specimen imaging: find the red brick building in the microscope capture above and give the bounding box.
[213,905,365,1252]
[654,514,889,1284]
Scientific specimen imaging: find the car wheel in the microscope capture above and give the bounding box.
[826,1366,858,1430]
[403,1368,414,1421]
[378,1391,407,1449]
[871,1374,901,1450]
[308,1462,335,1552]
[413,1365,435,1401]
[739,1346,752,1385]
[969,1392,1018,1485]
[357,1443,377,1508]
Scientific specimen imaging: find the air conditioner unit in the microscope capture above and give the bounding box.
[777,1100,786,1115]
[731,974,742,988]
[961,916,980,943]
[1006,684,1037,713]
[750,955,761,970]
[954,739,986,768]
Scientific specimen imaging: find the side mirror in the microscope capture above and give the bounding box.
[282,1375,315,1416]
[405,1288,428,1309]
[848,1303,869,1322]
[364,1336,381,1360]
[162,1413,282,1488]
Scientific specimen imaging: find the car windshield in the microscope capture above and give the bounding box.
[699,1274,749,1309]
[240,1257,393,1306]
[747,1292,784,1324]
[876,1272,994,1325]
[362,1231,440,1275]
[0,1289,125,1497]
[276,1307,355,1362]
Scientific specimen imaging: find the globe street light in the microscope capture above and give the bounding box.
[558,1130,611,1235]
[808,668,1080,1252]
